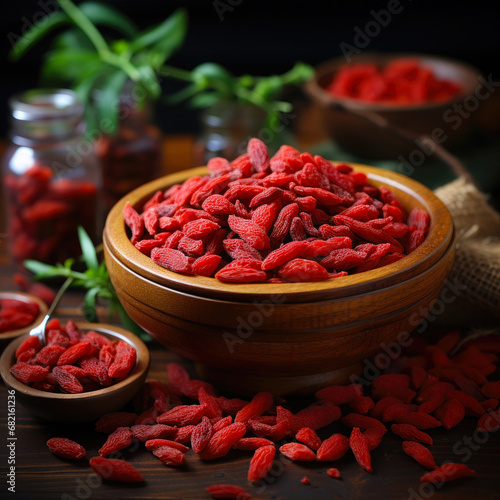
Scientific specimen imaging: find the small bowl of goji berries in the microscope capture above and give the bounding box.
[0,291,48,350]
[303,52,482,159]
[0,319,150,423]
[103,138,455,396]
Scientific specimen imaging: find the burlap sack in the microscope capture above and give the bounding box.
[434,177,500,316]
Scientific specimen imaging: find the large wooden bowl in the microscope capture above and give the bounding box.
[0,323,150,423]
[103,164,455,396]
[303,52,482,159]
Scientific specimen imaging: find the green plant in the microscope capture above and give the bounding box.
[10,0,313,136]
[11,0,188,133]
[23,227,150,342]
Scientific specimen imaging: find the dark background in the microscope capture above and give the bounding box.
[2,0,500,137]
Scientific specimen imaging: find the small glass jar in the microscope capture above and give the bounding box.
[94,82,162,214]
[193,100,267,165]
[2,88,102,266]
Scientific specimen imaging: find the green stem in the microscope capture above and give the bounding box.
[57,0,109,57]
[101,52,141,81]
[158,64,194,82]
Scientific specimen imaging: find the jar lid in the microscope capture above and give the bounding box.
[9,88,85,142]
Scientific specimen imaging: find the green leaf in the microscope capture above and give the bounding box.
[83,286,100,322]
[53,28,94,51]
[191,63,235,92]
[79,2,138,37]
[189,91,226,108]
[280,61,314,85]
[9,11,70,60]
[128,8,187,55]
[253,75,283,100]
[77,226,99,271]
[93,69,128,134]
[41,49,99,83]
[135,65,161,101]
[23,260,61,278]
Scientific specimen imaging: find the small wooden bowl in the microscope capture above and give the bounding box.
[0,323,150,423]
[103,164,455,396]
[303,52,482,159]
[0,292,48,351]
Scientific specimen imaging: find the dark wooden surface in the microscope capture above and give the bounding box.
[1,134,500,500]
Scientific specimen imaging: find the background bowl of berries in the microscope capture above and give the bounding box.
[303,52,482,159]
[103,138,455,396]
[0,320,150,423]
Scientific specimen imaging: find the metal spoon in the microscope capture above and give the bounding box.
[29,276,74,346]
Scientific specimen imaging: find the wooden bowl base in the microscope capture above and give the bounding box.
[194,362,364,397]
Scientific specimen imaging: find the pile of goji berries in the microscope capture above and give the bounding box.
[45,329,499,498]
[10,319,136,393]
[0,297,40,333]
[124,139,430,283]
[4,162,98,265]
[326,57,463,104]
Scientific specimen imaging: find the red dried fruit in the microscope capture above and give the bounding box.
[46,437,87,459]
[300,476,311,485]
[279,442,316,461]
[316,433,350,461]
[420,463,475,484]
[151,445,186,466]
[278,258,330,282]
[198,422,247,460]
[235,392,274,423]
[206,484,251,500]
[131,424,177,442]
[315,383,362,405]
[233,438,274,451]
[402,441,437,470]
[477,410,500,432]
[123,202,144,245]
[227,215,270,250]
[145,439,189,453]
[52,366,83,393]
[445,390,485,417]
[327,467,341,479]
[295,427,322,451]
[247,444,276,482]
[277,401,341,432]
[151,247,193,274]
[89,457,143,483]
[156,404,205,426]
[108,340,136,379]
[98,427,133,457]
[56,342,94,367]
[435,399,465,429]
[391,424,433,445]
[191,416,213,454]
[349,427,373,473]
[341,413,387,433]
[246,419,288,441]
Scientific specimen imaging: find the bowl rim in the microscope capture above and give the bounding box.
[303,51,482,112]
[0,291,49,342]
[0,322,150,401]
[104,162,454,302]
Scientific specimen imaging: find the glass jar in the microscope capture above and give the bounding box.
[193,100,267,165]
[2,88,102,267]
[94,82,162,214]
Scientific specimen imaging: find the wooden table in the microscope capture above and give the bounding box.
[1,134,499,500]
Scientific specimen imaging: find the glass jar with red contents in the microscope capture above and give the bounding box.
[94,82,162,214]
[2,88,101,266]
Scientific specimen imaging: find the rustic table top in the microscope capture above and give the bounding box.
[1,133,499,500]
